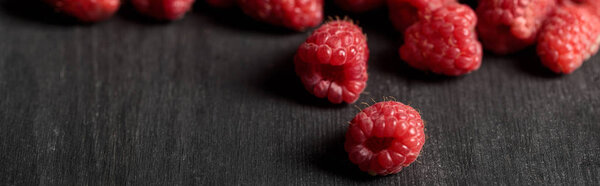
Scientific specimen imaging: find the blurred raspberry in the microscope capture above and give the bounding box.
[559,0,600,17]
[537,5,600,74]
[400,3,482,76]
[237,0,323,31]
[476,0,556,54]
[44,0,120,22]
[387,0,455,33]
[334,0,385,13]
[131,0,195,20]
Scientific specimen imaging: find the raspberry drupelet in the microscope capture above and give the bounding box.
[476,0,556,54]
[345,101,425,176]
[387,0,455,33]
[44,0,120,22]
[559,0,600,17]
[237,0,323,31]
[294,20,369,104]
[400,3,482,76]
[131,0,195,20]
[334,0,385,13]
[537,5,600,74]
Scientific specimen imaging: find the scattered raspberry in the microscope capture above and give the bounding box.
[131,0,195,20]
[237,0,323,31]
[387,0,455,33]
[44,0,120,22]
[399,3,482,76]
[294,20,368,104]
[334,0,385,13]
[206,0,235,8]
[476,0,556,54]
[345,101,425,176]
[537,5,600,74]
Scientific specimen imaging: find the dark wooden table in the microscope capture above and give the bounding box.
[1,1,599,185]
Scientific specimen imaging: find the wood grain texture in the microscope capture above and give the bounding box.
[0,1,599,185]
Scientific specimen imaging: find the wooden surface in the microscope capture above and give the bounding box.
[1,1,599,185]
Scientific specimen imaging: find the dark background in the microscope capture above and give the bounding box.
[1,0,599,185]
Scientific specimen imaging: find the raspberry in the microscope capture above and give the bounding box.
[537,5,600,74]
[559,0,600,17]
[294,20,368,104]
[206,0,235,8]
[586,1,600,16]
[44,0,120,22]
[399,3,482,76]
[237,0,323,31]
[476,0,556,54]
[387,0,455,33]
[345,101,425,176]
[334,0,385,13]
[131,0,195,20]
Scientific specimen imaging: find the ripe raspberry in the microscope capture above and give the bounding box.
[387,0,455,33]
[586,1,600,16]
[131,0,195,20]
[476,0,556,54]
[537,5,600,74]
[206,0,235,8]
[345,101,425,176]
[237,0,323,31]
[400,3,482,76]
[294,20,368,104]
[44,0,120,22]
[334,0,385,13]
[559,0,600,17]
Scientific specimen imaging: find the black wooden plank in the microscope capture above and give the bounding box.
[0,1,599,185]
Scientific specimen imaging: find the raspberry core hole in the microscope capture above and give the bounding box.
[365,137,394,153]
[319,64,345,81]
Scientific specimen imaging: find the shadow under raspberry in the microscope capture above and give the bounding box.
[306,131,402,182]
[505,47,563,78]
[0,0,80,26]
[256,52,349,108]
[115,3,175,25]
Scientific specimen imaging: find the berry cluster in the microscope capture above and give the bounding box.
[43,0,324,31]
[41,0,600,177]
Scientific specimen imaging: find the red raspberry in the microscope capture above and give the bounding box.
[345,101,425,176]
[387,0,455,33]
[559,0,600,17]
[399,3,482,76]
[586,1,600,16]
[294,20,368,104]
[44,0,120,22]
[206,0,235,8]
[131,0,195,20]
[334,0,385,13]
[537,5,600,74]
[237,0,323,31]
[476,0,556,54]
